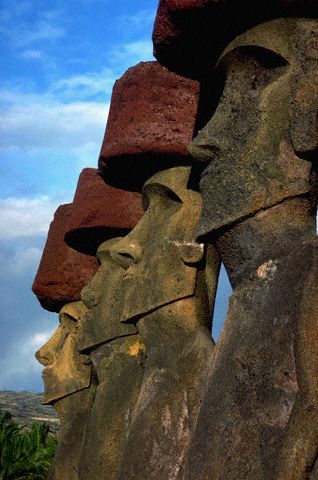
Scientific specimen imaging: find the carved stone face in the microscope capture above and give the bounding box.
[190,18,318,237]
[108,166,213,325]
[35,301,91,405]
[79,167,217,347]
[78,237,138,353]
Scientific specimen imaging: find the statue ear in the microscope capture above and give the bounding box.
[290,21,318,159]
[290,82,318,159]
[175,241,205,264]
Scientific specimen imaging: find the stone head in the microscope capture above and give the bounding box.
[106,166,219,328]
[190,18,318,236]
[78,167,219,352]
[78,237,138,353]
[35,301,91,410]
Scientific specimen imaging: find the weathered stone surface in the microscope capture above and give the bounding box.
[32,205,99,313]
[77,167,220,480]
[77,335,145,480]
[190,19,318,237]
[65,168,143,255]
[98,62,200,191]
[77,238,145,480]
[78,238,138,353]
[36,302,97,480]
[153,0,318,77]
[37,302,92,404]
[184,212,318,480]
[182,19,318,480]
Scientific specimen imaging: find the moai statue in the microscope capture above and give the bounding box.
[77,61,220,480]
[33,169,143,480]
[153,3,318,480]
[76,236,147,480]
[32,203,99,480]
[111,166,219,480]
[36,301,96,480]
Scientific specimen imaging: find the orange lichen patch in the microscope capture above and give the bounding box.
[129,340,146,357]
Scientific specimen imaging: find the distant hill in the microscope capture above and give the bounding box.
[0,391,60,433]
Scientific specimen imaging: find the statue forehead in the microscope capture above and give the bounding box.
[219,18,298,65]
[143,166,193,200]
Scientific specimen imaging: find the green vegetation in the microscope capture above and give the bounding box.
[0,410,57,480]
[0,392,59,434]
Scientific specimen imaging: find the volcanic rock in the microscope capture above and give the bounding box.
[32,204,99,312]
[152,0,318,78]
[98,61,200,191]
[65,168,143,255]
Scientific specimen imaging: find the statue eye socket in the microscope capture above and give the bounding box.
[142,184,182,211]
[247,46,288,70]
[220,46,288,72]
[56,316,77,352]
[59,314,77,334]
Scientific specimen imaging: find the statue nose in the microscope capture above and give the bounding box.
[109,241,143,269]
[35,345,54,367]
[189,132,222,163]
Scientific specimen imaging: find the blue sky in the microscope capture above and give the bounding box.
[0,0,231,392]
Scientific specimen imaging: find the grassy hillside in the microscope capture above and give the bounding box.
[0,391,59,432]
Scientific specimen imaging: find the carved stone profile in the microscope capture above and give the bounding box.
[33,169,144,479]
[112,167,219,480]
[182,18,318,480]
[36,301,96,480]
[76,237,146,480]
[191,18,318,237]
[77,166,220,480]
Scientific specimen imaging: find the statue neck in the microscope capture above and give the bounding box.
[215,196,317,288]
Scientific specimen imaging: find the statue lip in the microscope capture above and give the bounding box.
[41,368,51,385]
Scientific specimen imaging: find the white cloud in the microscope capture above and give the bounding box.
[8,247,42,276]
[18,20,64,46]
[0,196,60,240]
[111,40,154,66]
[21,49,45,60]
[27,331,54,352]
[50,68,116,100]
[119,9,156,31]
[0,90,109,152]
[0,18,64,51]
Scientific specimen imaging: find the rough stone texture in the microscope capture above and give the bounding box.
[76,238,146,480]
[114,305,213,480]
[78,238,138,353]
[111,168,219,480]
[190,19,318,237]
[77,335,145,480]
[36,302,97,480]
[98,62,200,191]
[153,0,318,77]
[65,168,144,255]
[32,205,99,313]
[47,388,96,480]
[181,19,318,480]
[37,302,92,404]
[183,202,318,480]
[78,167,220,480]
